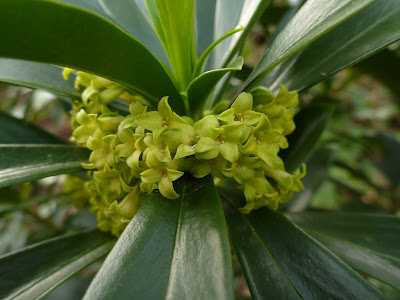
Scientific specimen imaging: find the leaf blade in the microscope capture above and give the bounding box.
[0,144,90,187]
[263,0,400,93]
[0,111,65,144]
[84,175,234,300]
[222,191,386,299]
[286,212,400,289]
[0,0,183,113]
[243,0,376,90]
[280,104,333,172]
[0,229,114,300]
[0,59,79,100]
[187,57,244,116]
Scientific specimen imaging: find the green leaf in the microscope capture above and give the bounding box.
[94,0,169,65]
[187,57,244,116]
[0,144,90,187]
[286,213,400,289]
[152,0,196,91]
[263,0,400,93]
[282,146,333,212]
[84,175,234,300]
[0,111,64,144]
[221,191,386,299]
[280,104,333,172]
[210,0,271,69]
[0,0,183,114]
[0,229,114,300]
[243,0,375,91]
[0,59,79,100]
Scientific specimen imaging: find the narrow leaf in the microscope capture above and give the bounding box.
[243,0,375,90]
[0,111,64,144]
[187,57,244,116]
[0,145,90,187]
[263,0,400,93]
[0,229,114,300]
[280,104,333,172]
[95,0,169,65]
[286,213,400,289]
[282,146,333,212]
[0,59,79,100]
[211,0,271,69]
[222,191,386,299]
[153,0,196,91]
[0,0,183,113]
[84,175,234,300]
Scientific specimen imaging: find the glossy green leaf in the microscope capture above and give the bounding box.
[0,111,64,144]
[263,0,400,93]
[195,0,216,58]
[221,191,386,299]
[84,175,234,300]
[0,59,79,100]
[0,0,183,113]
[153,0,196,91]
[94,0,169,65]
[187,57,244,116]
[0,145,90,187]
[286,213,400,289]
[282,146,333,212]
[0,229,114,300]
[243,0,375,91]
[210,0,271,69]
[280,104,333,172]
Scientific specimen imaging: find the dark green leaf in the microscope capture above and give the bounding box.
[243,0,375,91]
[263,0,400,93]
[286,212,400,289]
[84,175,234,300]
[153,0,196,91]
[210,0,271,69]
[94,0,169,65]
[187,57,243,116]
[280,104,333,172]
[0,229,114,300]
[0,145,89,187]
[282,146,333,212]
[0,111,64,144]
[0,59,79,100]
[222,191,386,299]
[0,0,183,113]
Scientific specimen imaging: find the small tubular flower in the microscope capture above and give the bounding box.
[65,69,306,237]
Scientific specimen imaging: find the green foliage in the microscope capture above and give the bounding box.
[0,0,399,299]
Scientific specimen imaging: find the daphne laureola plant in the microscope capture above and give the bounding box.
[0,0,399,299]
[63,68,305,236]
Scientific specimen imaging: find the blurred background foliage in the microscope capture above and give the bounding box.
[0,0,399,298]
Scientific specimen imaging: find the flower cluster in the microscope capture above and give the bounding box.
[64,69,305,236]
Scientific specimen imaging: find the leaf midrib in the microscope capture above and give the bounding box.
[164,179,188,299]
